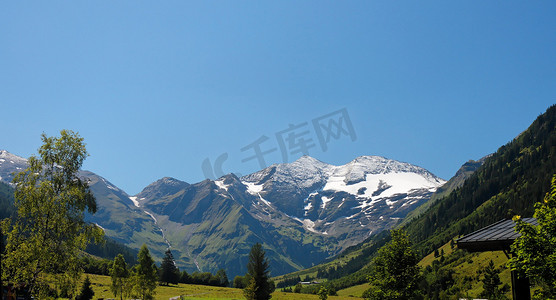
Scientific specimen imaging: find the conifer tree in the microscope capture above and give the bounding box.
[159,248,179,285]
[480,260,504,300]
[244,243,274,300]
[76,276,94,300]
[244,277,258,300]
[132,244,158,300]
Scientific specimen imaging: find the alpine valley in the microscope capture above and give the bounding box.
[0,150,445,278]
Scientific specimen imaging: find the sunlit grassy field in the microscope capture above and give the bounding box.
[335,283,369,298]
[86,274,363,300]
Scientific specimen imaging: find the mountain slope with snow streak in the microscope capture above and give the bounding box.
[241,155,445,245]
[242,155,444,218]
[0,151,169,263]
[0,150,445,279]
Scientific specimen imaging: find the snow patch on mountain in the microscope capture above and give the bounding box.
[323,172,444,199]
[255,192,272,207]
[289,216,328,235]
[94,223,106,232]
[144,210,171,248]
[214,179,230,191]
[303,219,316,233]
[244,180,275,208]
[129,196,140,207]
[144,211,157,223]
[302,219,328,235]
[321,196,332,209]
[100,177,120,192]
[243,181,264,195]
[304,201,313,215]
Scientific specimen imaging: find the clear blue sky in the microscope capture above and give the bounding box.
[1,1,555,195]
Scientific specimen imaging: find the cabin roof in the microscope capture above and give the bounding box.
[456,218,537,252]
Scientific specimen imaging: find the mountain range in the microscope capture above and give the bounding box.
[2,104,554,298]
[0,149,445,278]
[277,105,556,298]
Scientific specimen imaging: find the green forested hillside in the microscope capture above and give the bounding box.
[406,104,556,256]
[400,157,487,227]
[0,181,15,220]
[281,105,556,294]
[85,236,138,265]
[276,155,491,288]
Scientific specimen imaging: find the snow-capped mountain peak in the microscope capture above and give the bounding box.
[241,155,333,190]
[328,155,444,189]
[0,150,29,183]
[240,155,445,224]
[291,155,331,168]
[0,150,28,164]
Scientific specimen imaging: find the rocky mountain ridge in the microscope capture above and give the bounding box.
[0,150,444,278]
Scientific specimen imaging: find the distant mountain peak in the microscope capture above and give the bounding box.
[352,155,388,161]
[0,150,27,162]
[159,177,188,186]
[218,172,241,183]
[294,155,325,164]
[135,176,190,200]
[0,150,29,183]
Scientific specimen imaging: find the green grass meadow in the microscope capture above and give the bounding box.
[86,274,363,300]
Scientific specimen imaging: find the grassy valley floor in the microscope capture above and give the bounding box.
[86,274,363,300]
